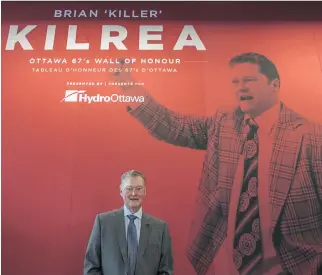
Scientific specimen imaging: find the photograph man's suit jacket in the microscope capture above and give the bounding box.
[84,208,174,275]
[128,95,322,275]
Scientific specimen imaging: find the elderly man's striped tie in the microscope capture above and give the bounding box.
[127,215,138,275]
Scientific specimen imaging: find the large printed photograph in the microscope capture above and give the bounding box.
[2,2,322,275]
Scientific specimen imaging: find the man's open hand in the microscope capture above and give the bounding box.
[113,58,134,84]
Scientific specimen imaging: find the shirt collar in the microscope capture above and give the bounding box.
[124,205,143,219]
[245,102,280,135]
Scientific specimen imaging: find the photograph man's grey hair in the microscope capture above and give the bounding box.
[120,170,146,189]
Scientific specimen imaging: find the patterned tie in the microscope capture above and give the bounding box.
[233,118,263,275]
[127,215,138,275]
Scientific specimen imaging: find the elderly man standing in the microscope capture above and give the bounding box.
[84,170,174,275]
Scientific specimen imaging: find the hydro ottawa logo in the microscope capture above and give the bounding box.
[61,90,144,104]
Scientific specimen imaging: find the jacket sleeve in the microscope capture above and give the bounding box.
[310,123,322,204]
[127,94,215,150]
[84,215,102,275]
[157,222,174,275]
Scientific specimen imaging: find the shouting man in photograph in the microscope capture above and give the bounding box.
[113,52,322,275]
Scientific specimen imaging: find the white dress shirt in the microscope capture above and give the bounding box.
[124,205,142,242]
[210,103,284,275]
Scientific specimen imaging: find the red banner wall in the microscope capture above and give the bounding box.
[2,2,322,275]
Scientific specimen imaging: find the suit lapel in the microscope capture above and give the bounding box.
[135,213,151,274]
[137,213,151,258]
[269,103,305,232]
[220,108,246,212]
[114,208,127,264]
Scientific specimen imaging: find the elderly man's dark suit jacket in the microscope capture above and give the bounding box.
[127,95,322,275]
[84,208,174,275]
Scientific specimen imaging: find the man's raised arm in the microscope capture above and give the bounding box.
[112,60,215,150]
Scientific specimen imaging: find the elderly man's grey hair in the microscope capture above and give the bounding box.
[120,170,146,190]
